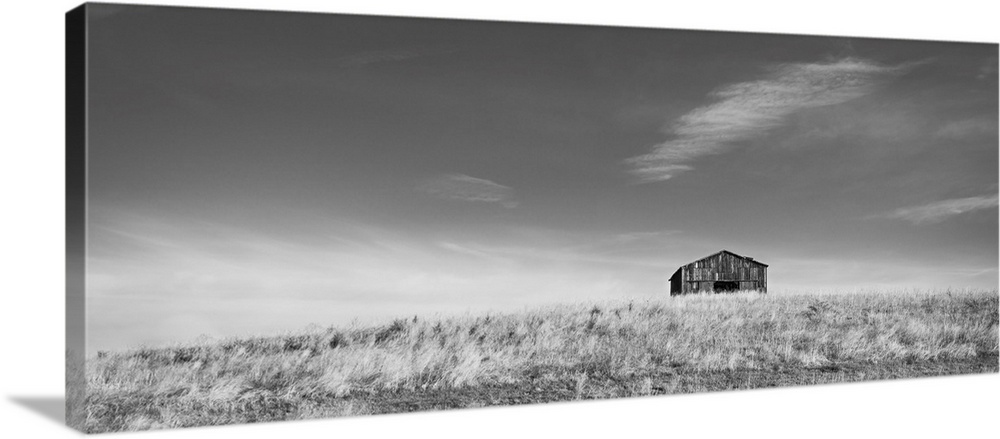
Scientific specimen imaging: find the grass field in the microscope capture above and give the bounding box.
[81,290,999,433]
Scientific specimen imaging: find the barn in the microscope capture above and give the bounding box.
[669,250,767,295]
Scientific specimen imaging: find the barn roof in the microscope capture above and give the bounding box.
[688,249,768,267]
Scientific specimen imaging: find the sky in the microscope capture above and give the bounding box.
[83,4,998,353]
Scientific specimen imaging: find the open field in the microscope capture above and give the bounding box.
[82,290,998,433]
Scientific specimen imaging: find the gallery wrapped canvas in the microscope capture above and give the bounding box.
[66,2,998,433]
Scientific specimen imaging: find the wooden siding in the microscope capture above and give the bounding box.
[669,250,767,295]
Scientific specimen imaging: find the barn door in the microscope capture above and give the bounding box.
[713,281,738,293]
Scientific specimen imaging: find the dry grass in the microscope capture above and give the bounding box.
[83,290,998,433]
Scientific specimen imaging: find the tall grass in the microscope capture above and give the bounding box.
[84,290,998,432]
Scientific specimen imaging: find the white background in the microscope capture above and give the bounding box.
[1,0,997,437]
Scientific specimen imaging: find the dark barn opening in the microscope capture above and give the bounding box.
[669,250,768,296]
[713,281,738,292]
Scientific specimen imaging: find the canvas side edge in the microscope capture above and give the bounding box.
[66,3,88,433]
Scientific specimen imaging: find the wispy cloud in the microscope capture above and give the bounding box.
[611,230,681,242]
[336,46,459,67]
[976,57,997,81]
[935,117,998,140]
[626,57,920,182]
[417,174,518,208]
[871,194,999,224]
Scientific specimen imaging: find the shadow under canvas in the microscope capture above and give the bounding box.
[9,396,66,426]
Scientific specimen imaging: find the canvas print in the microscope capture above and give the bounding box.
[66,2,999,433]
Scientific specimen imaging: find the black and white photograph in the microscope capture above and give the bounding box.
[3,1,1000,437]
[68,1,1000,433]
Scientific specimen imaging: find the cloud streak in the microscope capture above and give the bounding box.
[626,57,919,182]
[336,46,459,67]
[417,174,518,208]
[871,194,998,224]
[935,117,998,140]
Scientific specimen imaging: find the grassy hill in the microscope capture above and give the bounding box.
[82,290,998,433]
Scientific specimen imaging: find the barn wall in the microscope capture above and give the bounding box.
[683,267,692,294]
[685,252,766,284]
[669,268,683,295]
[671,252,767,295]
